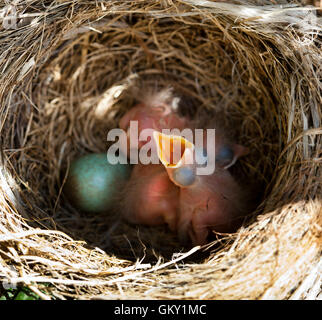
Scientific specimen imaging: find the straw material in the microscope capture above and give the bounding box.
[0,0,321,300]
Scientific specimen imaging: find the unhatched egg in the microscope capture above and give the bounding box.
[64,153,131,212]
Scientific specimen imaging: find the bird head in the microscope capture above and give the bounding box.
[215,143,249,169]
[153,131,197,188]
[153,130,249,188]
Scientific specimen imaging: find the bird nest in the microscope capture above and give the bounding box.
[0,0,321,300]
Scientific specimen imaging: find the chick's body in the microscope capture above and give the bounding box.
[119,89,188,158]
[120,163,179,231]
[118,87,250,246]
[177,168,247,245]
[154,130,249,246]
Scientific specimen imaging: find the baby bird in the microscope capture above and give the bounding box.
[153,131,249,245]
[118,88,187,158]
[117,86,249,246]
[117,87,190,232]
[118,163,179,231]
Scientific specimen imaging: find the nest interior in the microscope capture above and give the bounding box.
[0,1,321,300]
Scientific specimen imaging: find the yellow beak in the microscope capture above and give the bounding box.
[153,131,194,168]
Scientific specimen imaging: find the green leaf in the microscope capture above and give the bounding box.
[14,290,38,300]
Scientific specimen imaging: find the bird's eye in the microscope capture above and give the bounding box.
[217,146,234,162]
[173,167,196,186]
[216,145,234,168]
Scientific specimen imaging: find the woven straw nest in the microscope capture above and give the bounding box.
[0,0,321,300]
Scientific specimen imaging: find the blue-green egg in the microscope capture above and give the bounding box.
[64,153,131,213]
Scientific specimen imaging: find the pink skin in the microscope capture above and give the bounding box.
[154,131,248,246]
[121,163,179,231]
[119,103,187,157]
[177,169,246,245]
[118,91,249,245]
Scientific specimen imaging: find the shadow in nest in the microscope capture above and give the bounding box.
[44,75,271,263]
[2,12,288,265]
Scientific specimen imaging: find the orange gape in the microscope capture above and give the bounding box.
[156,133,192,167]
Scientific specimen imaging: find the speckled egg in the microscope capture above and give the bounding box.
[64,153,131,213]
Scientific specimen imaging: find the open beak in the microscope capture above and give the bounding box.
[153,131,194,168]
